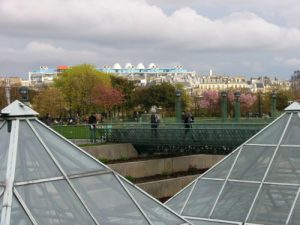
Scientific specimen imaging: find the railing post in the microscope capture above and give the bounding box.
[175,90,182,123]
[271,91,277,117]
[221,91,227,122]
[234,91,241,122]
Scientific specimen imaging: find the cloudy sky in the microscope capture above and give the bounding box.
[1,0,300,79]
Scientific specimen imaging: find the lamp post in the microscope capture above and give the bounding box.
[221,91,227,122]
[234,91,241,122]
[175,90,182,123]
[19,86,29,105]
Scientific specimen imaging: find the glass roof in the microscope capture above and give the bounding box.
[0,100,189,225]
[166,107,300,225]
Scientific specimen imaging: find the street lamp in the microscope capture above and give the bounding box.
[19,86,29,103]
[221,91,227,122]
[175,90,182,123]
[234,91,241,122]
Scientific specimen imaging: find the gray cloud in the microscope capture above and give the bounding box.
[0,0,300,78]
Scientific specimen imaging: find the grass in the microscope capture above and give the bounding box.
[125,175,135,182]
[52,125,90,139]
[98,157,109,164]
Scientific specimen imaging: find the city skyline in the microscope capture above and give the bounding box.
[1,0,300,79]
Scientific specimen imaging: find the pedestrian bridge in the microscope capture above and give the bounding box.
[53,121,270,155]
[98,122,268,154]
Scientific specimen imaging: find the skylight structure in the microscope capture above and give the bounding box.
[166,102,300,225]
[0,100,189,225]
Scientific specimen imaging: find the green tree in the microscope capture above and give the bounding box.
[111,76,136,116]
[54,64,111,116]
[272,89,293,111]
[92,85,124,119]
[32,87,66,118]
[133,82,190,115]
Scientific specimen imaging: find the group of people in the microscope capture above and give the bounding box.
[150,110,194,138]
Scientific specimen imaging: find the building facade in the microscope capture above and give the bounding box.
[193,74,248,95]
[28,66,68,86]
[291,70,300,98]
[100,63,196,86]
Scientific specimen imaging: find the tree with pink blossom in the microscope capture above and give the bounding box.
[198,90,221,116]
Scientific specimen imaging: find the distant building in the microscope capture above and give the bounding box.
[250,76,290,93]
[0,77,22,87]
[193,74,248,95]
[28,66,68,86]
[100,63,195,86]
[291,70,300,98]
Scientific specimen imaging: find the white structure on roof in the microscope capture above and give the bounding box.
[113,63,122,70]
[148,63,157,69]
[125,63,133,69]
[136,63,145,69]
[0,100,189,225]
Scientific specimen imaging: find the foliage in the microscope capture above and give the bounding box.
[199,90,220,116]
[133,82,189,115]
[32,87,66,117]
[197,90,257,117]
[275,89,293,111]
[252,89,293,116]
[228,91,257,115]
[111,76,136,110]
[92,85,124,112]
[125,175,135,182]
[98,157,109,164]
[54,64,111,116]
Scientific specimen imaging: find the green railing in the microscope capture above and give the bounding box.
[52,121,268,154]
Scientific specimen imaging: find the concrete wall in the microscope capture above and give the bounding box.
[82,143,138,160]
[137,175,198,199]
[108,154,224,178]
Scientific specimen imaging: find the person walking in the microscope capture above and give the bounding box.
[150,111,159,138]
[184,112,194,136]
[88,112,97,143]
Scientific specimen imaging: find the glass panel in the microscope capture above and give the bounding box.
[204,151,238,179]
[247,184,298,225]
[288,194,300,225]
[0,191,2,222]
[30,120,105,175]
[187,219,238,225]
[248,114,289,144]
[15,121,62,181]
[166,183,194,213]
[182,179,224,218]
[211,182,259,221]
[123,179,186,225]
[71,174,149,225]
[0,121,10,181]
[11,196,33,225]
[282,113,300,145]
[16,180,96,225]
[0,186,3,197]
[230,145,275,181]
[266,147,300,184]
